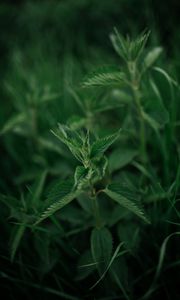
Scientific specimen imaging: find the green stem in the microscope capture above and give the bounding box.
[127,61,147,164]
[89,179,102,228]
[91,195,102,228]
[132,86,147,164]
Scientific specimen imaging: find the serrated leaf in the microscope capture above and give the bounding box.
[35,191,81,225]
[35,179,82,225]
[83,68,125,88]
[91,227,113,274]
[51,124,83,162]
[90,130,121,158]
[74,166,93,190]
[46,178,74,204]
[130,30,150,60]
[110,28,150,61]
[144,47,163,69]
[74,166,87,184]
[103,183,150,223]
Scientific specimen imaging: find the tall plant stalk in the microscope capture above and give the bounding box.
[128,61,147,164]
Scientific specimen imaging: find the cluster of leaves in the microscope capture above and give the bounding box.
[0,25,180,300]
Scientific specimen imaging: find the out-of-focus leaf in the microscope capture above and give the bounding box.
[1,113,26,135]
[91,227,113,274]
[117,221,140,251]
[144,47,163,69]
[10,224,26,262]
[109,147,138,172]
[76,250,96,280]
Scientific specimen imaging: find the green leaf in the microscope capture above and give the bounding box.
[1,113,26,135]
[27,170,48,208]
[110,256,130,300]
[103,183,150,223]
[90,130,121,158]
[110,29,128,61]
[74,166,88,186]
[110,28,150,61]
[142,232,180,300]
[109,147,138,172]
[142,110,161,132]
[38,136,71,158]
[40,92,61,104]
[130,30,150,60]
[144,47,163,69]
[10,224,26,261]
[45,179,76,206]
[117,221,140,251]
[94,156,108,179]
[153,66,178,88]
[143,79,169,131]
[90,242,124,290]
[91,227,113,274]
[74,166,93,190]
[51,124,83,162]
[77,193,93,214]
[82,67,125,88]
[108,206,130,227]
[110,89,132,105]
[67,115,87,130]
[35,191,81,225]
[35,179,82,225]
[76,250,96,280]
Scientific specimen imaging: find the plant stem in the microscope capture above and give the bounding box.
[91,195,102,228]
[128,61,147,164]
[132,86,147,164]
[89,179,102,228]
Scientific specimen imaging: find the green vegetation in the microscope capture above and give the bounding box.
[0,1,179,299]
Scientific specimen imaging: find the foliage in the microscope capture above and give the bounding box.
[0,2,180,300]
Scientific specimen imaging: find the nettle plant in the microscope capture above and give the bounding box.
[34,30,167,228]
[35,124,149,227]
[31,30,165,284]
[4,29,178,296]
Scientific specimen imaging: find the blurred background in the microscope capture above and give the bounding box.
[0,0,180,124]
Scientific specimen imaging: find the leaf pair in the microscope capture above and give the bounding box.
[34,127,121,225]
[52,124,121,165]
